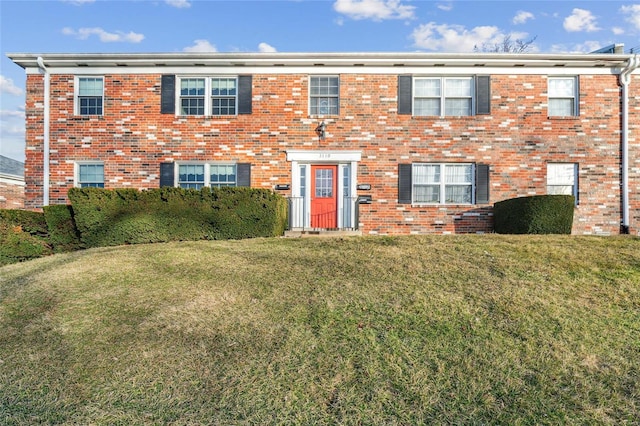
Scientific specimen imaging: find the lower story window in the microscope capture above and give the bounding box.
[178,163,237,189]
[547,163,578,203]
[77,163,104,188]
[413,163,473,204]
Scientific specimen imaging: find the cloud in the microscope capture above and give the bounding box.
[62,27,144,43]
[183,39,217,52]
[0,75,23,96]
[620,4,640,30]
[513,11,534,25]
[437,3,453,12]
[165,0,191,8]
[411,22,511,52]
[0,108,26,161]
[612,26,625,35]
[550,41,603,53]
[61,0,95,5]
[258,42,277,53]
[333,0,415,21]
[563,8,600,33]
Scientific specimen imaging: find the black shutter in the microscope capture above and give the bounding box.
[475,164,490,204]
[397,75,412,115]
[398,163,413,204]
[160,75,175,114]
[237,163,251,187]
[475,75,491,115]
[159,162,175,187]
[238,75,252,114]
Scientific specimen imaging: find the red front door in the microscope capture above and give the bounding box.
[311,165,338,228]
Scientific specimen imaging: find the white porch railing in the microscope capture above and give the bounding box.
[288,196,359,230]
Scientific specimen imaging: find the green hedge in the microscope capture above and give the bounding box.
[493,195,575,234]
[43,204,83,253]
[67,187,287,248]
[0,210,52,266]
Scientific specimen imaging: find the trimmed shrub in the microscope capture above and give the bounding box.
[493,195,575,234]
[67,187,288,248]
[0,210,52,266]
[43,205,83,253]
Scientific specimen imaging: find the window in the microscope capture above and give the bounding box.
[179,77,237,116]
[178,164,237,189]
[414,77,473,116]
[77,163,104,188]
[548,77,578,116]
[76,77,103,115]
[413,163,473,204]
[310,76,339,115]
[398,163,489,205]
[547,163,578,202]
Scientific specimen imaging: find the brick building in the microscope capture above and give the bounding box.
[7,51,640,234]
[0,155,25,210]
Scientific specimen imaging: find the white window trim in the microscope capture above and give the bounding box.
[413,76,475,117]
[74,76,104,116]
[309,75,340,117]
[547,76,578,117]
[175,162,238,188]
[412,163,475,205]
[74,161,105,188]
[176,76,238,116]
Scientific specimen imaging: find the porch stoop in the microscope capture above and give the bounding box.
[284,229,362,238]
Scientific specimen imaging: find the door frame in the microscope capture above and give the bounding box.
[287,150,361,230]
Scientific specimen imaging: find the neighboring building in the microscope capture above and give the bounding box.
[7,51,640,235]
[0,155,25,210]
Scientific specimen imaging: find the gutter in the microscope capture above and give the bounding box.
[619,54,640,234]
[36,57,49,207]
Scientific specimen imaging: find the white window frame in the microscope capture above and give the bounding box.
[547,163,578,203]
[74,76,104,116]
[177,76,238,116]
[412,163,475,205]
[309,75,339,116]
[548,76,578,117]
[413,77,475,117]
[75,161,105,188]
[176,163,238,189]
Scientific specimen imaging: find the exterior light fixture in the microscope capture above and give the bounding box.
[315,121,326,140]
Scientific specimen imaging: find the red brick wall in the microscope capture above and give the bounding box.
[24,71,639,235]
[0,178,25,209]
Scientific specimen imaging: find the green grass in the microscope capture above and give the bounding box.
[1,235,639,425]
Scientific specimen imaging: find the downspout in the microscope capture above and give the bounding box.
[619,54,639,234]
[36,57,50,207]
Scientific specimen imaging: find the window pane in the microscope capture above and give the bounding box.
[310,77,339,115]
[181,78,205,96]
[181,98,205,115]
[445,165,472,184]
[211,78,237,96]
[79,77,103,96]
[414,185,440,203]
[79,164,104,188]
[415,79,440,97]
[445,78,472,97]
[444,98,471,116]
[549,78,575,97]
[414,164,440,184]
[212,98,236,115]
[445,186,472,203]
[548,99,574,116]
[178,164,204,189]
[210,164,236,187]
[414,98,440,116]
[547,164,575,185]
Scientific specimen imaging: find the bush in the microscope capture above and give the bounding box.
[67,187,288,248]
[493,195,575,234]
[43,205,83,253]
[0,210,52,266]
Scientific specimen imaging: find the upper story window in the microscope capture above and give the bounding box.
[76,77,104,116]
[76,162,104,188]
[548,77,578,116]
[179,77,238,116]
[310,76,339,116]
[414,77,473,116]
